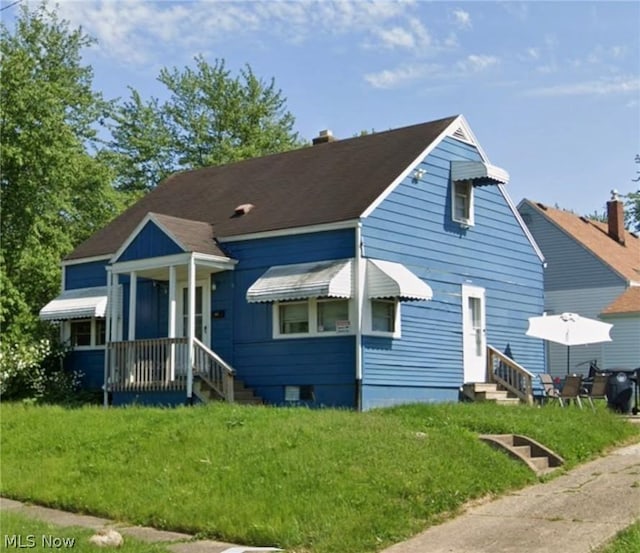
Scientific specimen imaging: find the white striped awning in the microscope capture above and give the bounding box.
[39,286,108,321]
[451,160,509,185]
[246,259,353,303]
[367,260,433,301]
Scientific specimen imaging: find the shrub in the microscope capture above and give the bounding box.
[0,337,81,404]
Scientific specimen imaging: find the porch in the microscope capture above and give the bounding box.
[107,337,235,401]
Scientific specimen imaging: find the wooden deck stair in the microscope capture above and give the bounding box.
[479,434,564,476]
[462,382,520,405]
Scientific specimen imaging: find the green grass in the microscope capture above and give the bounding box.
[1,402,638,553]
[0,511,169,552]
[599,521,640,553]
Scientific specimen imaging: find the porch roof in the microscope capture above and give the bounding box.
[246,259,353,303]
[39,286,108,321]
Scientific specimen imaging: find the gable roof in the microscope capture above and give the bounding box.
[67,116,462,260]
[520,200,640,284]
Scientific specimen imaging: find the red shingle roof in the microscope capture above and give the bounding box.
[523,201,640,283]
[601,286,640,315]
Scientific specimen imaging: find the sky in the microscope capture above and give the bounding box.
[3,0,640,217]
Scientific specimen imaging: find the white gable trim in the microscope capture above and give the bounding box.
[361,115,477,219]
[501,190,545,263]
[219,220,359,243]
[62,254,112,267]
[111,213,185,263]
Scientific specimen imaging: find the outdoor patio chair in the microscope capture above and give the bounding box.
[557,375,584,408]
[580,374,609,411]
[539,373,560,405]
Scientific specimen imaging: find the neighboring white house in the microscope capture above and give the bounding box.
[518,194,640,378]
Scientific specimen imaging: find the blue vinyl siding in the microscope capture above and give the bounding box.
[361,137,545,407]
[65,260,107,289]
[64,350,104,389]
[121,277,169,339]
[116,221,183,262]
[222,229,356,407]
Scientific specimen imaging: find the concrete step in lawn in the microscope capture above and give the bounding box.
[479,434,564,476]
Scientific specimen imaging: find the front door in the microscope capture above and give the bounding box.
[462,284,486,383]
[177,280,210,345]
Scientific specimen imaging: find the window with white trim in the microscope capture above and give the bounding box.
[371,299,396,332]
[317,299,349,333]
[363,298,401,337]
[279,302,309,334]
[274,299,353,338]
[67,318,106,349]
[452,179,474,226]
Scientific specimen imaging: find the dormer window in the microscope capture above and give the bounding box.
[452,179,474,227]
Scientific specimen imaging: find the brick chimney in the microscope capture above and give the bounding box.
[312,129,336,145]
[606,189,625,245]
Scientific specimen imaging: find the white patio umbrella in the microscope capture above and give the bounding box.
[526,312,613,375]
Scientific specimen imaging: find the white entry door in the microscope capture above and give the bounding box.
[462,284,486,383]
[177,280,210,345]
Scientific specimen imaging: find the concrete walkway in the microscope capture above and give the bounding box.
[382,440,640,553]
[0,497,280,553]
[2,439,639,553]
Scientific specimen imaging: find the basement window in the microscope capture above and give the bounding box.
[284,385,315,403]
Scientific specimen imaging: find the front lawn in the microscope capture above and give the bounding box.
[1,402,637,553]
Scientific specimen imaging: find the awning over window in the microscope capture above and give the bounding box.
[451,160,509,185]
[39,286,108,321]
[367,260,433,301]
[246,259,353,303]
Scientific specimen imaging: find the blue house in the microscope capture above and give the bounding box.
[40,115,546,409]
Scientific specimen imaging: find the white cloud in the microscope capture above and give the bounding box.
[457,54,499,73]
[46,0,421,67]
[526,77,640,97]
[452,9,471,29]
[364,63,439,89]
[369,17,432,51]
[526,48,539,60]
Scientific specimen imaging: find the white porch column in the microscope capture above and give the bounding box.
[128,271,137,341]
[103,269,112,408]
[168,265,177,381]
[186,256,195,402]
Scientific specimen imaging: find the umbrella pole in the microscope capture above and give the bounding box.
[566,345,570,376]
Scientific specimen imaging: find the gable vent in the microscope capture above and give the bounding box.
[452,127,470,141]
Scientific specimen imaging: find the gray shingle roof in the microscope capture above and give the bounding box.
[66,115,458,260]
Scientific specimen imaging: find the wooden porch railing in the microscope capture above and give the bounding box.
[108,338,188,391]
[193,338,235,402]
[487,345,535,405]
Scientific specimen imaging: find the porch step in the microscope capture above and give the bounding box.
[193,376,263,405]
[479,434,564,476]
[462,383,519,405]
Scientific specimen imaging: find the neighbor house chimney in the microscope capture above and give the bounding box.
[606,189,625,245]
[312,129,336,145]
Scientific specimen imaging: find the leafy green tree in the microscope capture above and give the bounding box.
[108,56,303,192]
[0,3,126,340]
[625,155,640,232]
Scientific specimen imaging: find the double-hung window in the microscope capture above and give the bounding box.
[68,318,106,349]
[275,299,352,338]
[452,179,474,226]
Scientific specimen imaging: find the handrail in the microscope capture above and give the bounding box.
[108,338,188,391]
[486,345,534,406]
[193,338,235,402]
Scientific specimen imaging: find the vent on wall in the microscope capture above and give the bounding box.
[452,127,470,142]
